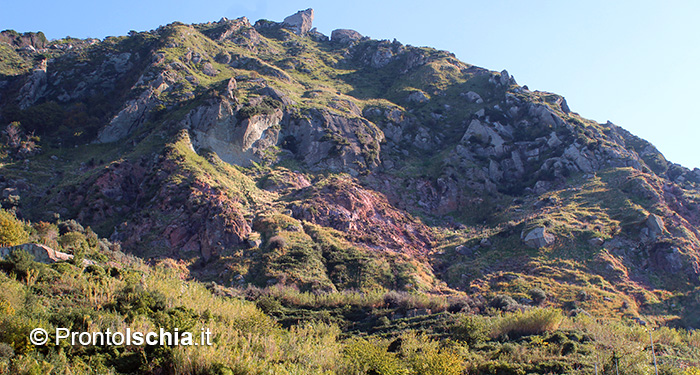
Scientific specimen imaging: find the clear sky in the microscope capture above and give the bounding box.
[2,1,699,169]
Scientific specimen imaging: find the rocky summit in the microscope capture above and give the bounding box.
[1,9,700,374]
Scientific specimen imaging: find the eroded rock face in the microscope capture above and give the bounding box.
[183,96,383,173]
[649,242,700,281]
[97,71,174,143]
[17,69,47,109]
[281,108,384,173]
[461,119,506,156]
[463,91,483,103]
[185,98,284,167]
[4,11,700,303]
[290,177,434,256]
[282,8,314,35]
[102,155,252,262]
[407,90,429,103]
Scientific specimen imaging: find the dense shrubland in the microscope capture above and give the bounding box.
[1,243,699,374]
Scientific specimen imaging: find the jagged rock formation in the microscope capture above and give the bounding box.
[331,29,363,45]
[282,8,314,36]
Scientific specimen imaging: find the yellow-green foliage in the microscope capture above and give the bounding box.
[453,314,491,345]
[343,333,464,375]
[0,209,28,247]
[0,44,31,76]
[400,333,464,375]
[0,255,349,375]
[3,246,700,374]
[343,337,408,375]
[493,308,564,338]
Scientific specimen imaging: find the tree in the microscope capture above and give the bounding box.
[0,209,29,247]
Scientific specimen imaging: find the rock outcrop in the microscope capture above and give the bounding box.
[331,29,363,45]
[646,214,666,237]
[522,228,555,248]
[185,98,284,167]
[0,243,83,264]
[282,8,314,36]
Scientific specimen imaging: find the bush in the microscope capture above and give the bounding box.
[384,290,405,309]
[84,264,106,277]
[453,315,491,345]
[401,334,464,375]
[0,342,13,359]
[493,308,564,339]
[343,337,407,375]
[31,221,59,248]
[237,97,281,121]
[447,295,471,313]
[268,235,287,250]
[528,288,547,304]
[57,219,84,235]
[561,341,578,355]
[0,209,28,247]
[490,294,518,311]
[58,231,87,250]
[6,249,35,279]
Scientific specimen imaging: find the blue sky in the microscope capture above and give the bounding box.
[2,1,699,169]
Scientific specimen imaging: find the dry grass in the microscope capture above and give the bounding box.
[492,308,564,338]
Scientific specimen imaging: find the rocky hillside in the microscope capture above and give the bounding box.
[2,8,700,327]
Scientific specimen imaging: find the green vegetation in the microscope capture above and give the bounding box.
[0,43,32,76]
[1,13,700,374]
[1,238,699,374]
[0,209,28,246]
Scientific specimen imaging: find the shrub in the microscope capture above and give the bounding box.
[237,97,281,121]
[528,288,547,304]
[577,290,589,301]
[0,209,28,247]
[447,295,471,313]
[31,221,59,248]
[58,231,87,250]
[384,290,405,309]
[400,333,464,375]
[453,314,491,345]
[268,235,287,250]
[561,341,578,355]
[84,264,106,277]
[490,294,518,311]
[57,219,84,235]
[0,342,13,359]
[343,337,407,375]
[6,249,35,279]
[493,308,564,339]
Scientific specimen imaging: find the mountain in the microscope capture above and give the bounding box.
[1,9,700,374]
